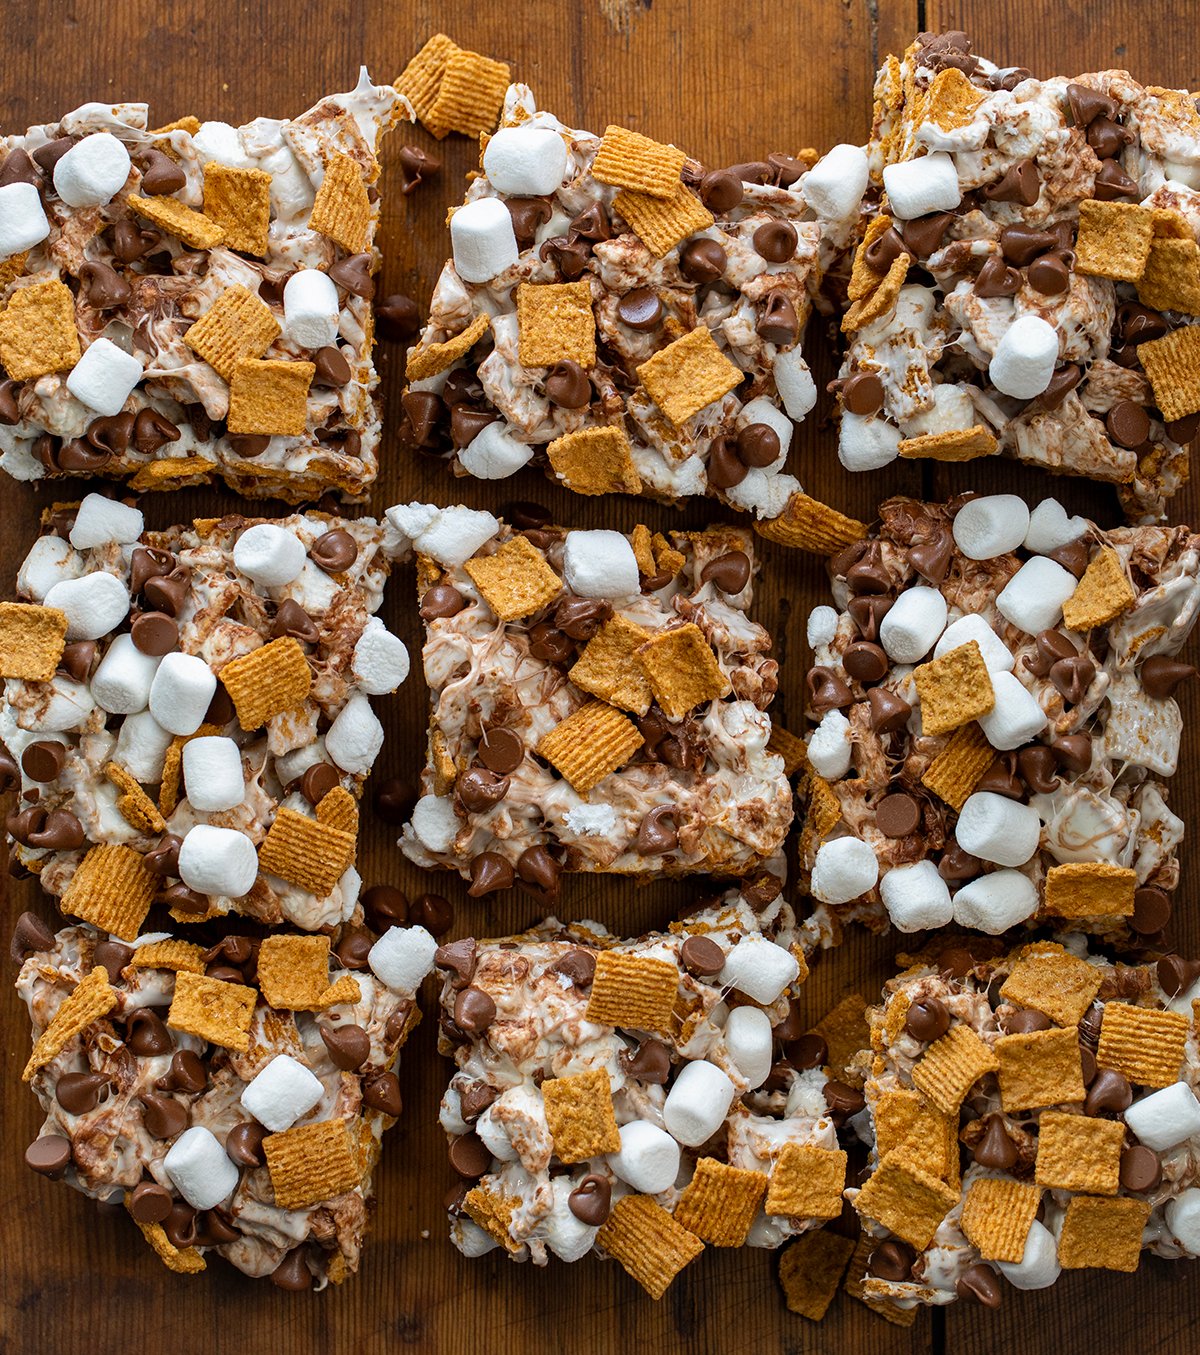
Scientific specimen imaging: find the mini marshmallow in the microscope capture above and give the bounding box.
[879,860,953,932]
[561,530,639,600]
[811,835,879,905]
[65,338,142,416]
[182,735,245,812]
[482,127,569,197]
[934,614,1014,674]
[1165,1188,1200,1256]
[882,152,961,220]
[838,412,901,470]
[952,495,1031,560]
[68,493,144,550]
[44,571,130,640]
[240,1053,324,1133]
[283,268,340,349]
[988,314,1059,399]
[163,1125,239,1211]
[177,824,259,898]
[368,924,438,993]
[806,605,839,650]
[411,505,501,569]
[457,420,535,479]
[724,1005,773,1088]
[90,633,161,715]
[17,534,81,602]
[997,1219,1061,1290]
[545,1176,599,1262]
[879,586,948,663]
[976,670,1048,750]
[717,933,800,1004]
[450,197,520,283]
[26,677,94,732]
[1124,1081,1200,1151]
[607,1120,680,1195]
[0,181,50,258]
[1024,497,1087,554]
[192,121,253,168]
[455,1219,498,1257]
[807,709,853,779]
[53,132,131,208]
[773,347,818,420]
[956,791,1042,867]
[352,616,410,695]
[114,710,173,782]
[996,556,1078,635]
[802,143,869,219]
[232,523,307,587]
[148,652,217,736]
[324,691,384,774]
[952,869,1039,932]
[662,1059,736,1147]
[410,794,460,854]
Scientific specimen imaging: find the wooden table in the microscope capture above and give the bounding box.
[2,3,1198,1351]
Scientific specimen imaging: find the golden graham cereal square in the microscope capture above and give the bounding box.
[753,492,868,554]
[1075,200,1156,282]
[264,1118,361,1209]
[1095,1002,1189,1088]
[0,601,68,680]
[425,48,511,139]
[184,284,280,381]
[804,775,842,841]
[960,1177,1041,1261]
[23,966,117,1080]
[910,1024,999,1115]
[258,806,356,899]
[764,1143,847,1219]
[309,153,371,254]
[1062,548,1137,631]
[1042,862,1136,918]
[1139,324,1200,421]
[913,640,996,737]
[778,1231,857,1320]
[842,250,910,332]
[315,785,358,835]
[613,183,714,258]
[134,1219,207,1274]
[584,950,679,1035]
[591,126,686,200]
[1000,943,1104,1028]
[767,724,808,777]
[636,326,742,427]
[463,535,563,622]
[406,311,490,381]
[516,281,596,368]
[674,1158,768,1245]
[1058,1195,1150,1272]
[848,215,896,301]
[898,425,998,462]
[227,358,314,437]
[852,1156,958,1250]
[128,194,225,249]
[1035,1111,1124,1195]
[1138,236,1200,315]
[257,934,334,1010]
[995,1027,1085,1112]
[874,1089,958,1185]
[569,616,655,715]
[61,843,158,942]
[463,1185,521,1251]
[546,425,642,496]
[595,1195,704,1299]
[218,636,312,730]
[129,940,207,975]
[651,531,685,578]
[536,700,644,794]
[104,762,167,835]
[629,523,656,576]
[395,33,460,126]
[844,1233,918,1327]
[202,163,272,255]
[0,280,81,380]
[812,993,871,1078]
[541,1068,621,1163]
[167,971,257,1052]
[921,722,994,810]
[637,623,731,718]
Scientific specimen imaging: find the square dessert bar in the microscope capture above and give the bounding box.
[390,502,794,893]
[15,917,428,1287]
[0,505,409,934]
[0,71,405,501]
[797,494,1199,947]
[838,31,1200,517]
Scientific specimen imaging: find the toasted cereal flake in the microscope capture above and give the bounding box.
[202,164,272,256]
[134,1219,207,1274]
[0,251,28,290]
[218,636,312,731]
[1139,324,1200,421]
[630,524,656,576]
[636,326,742,426]
[911,1024,999,1115]
[0,280,81,380]
[265,1118,360,1209]
[463,535,563,622]
[805,775,842,841]
[591,126,686,200]
[227,358,314,437]
[258,806,357,899]
[183,284,281,382]
[395,33,460,126]
[842,250,910,333]
[767,723,808,776]
[129,940,207,975]
[463,1185,521,1251]
[308,153,371,253]
[104,762,167,835]
[898,425,998,461]
[848,216,895,302]
[844,1233,918,1327]
[1075,200,1156,282]
[921,721,993,810]
[1058,1195,1150,1272]
[405,311,490,382]
[0,601,67,681]
[541,1068,621,1163]
[1035,1111,1124,1195]
[613,182,714,258]
[637,623,730,718]
[257,934,333,1010]
[596,1195,704,1299]
[852,1156,958,1250]
[996,1027,1085,1112]
[1061,548,1136,631]
[167,971,257,1052]
[129,194,224,249]
[516,281,596,368]
[151,115,202,140]
[536,700,644,794]
[61,844,158,941]
[651,532,685,578]
[764,1143,847,1219]
[1138,236,1200,315]
[315,784,358,835]
[913,641,995,737]
[585,950,678,1034]
[754,492,868,553]
[778,1230,857,1320]
[960,1177,1041,1262]
[999,944,1103,1028]
[924,66,987,130]
[568,616,654,715]
[313,974,362,1009]
[874,1090,958,1185]
[545,425,642,496]
[22,966,116,1080]
[426,48,510,139]
[1095,1002,1189,1088]
[129,458,213,491]
[675,1158,768,1245]
[813,993,870,1077]
[1042,862,1136,918]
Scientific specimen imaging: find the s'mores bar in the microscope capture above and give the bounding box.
[848,939,1200,1308]
[799,495,1198,945]
[0,71,404,501]
[1,506,408,933]
[400,82,870,535]
[14,916,425,1287]
[390,502,793,893]
[840,31,1200,516]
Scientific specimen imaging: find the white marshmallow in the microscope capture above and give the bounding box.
[773,347,817,420]
[482,127,569,197]
[182,736,245,812]
[410,794,460,853]
[114,710,173,782]
[802,143,869,219]
[283,269,340,349]
[879,860,953,931]
[90,633,160,715]
[65,338,142,416]
[0,181,50,258]
[1125,1082,1200,1151]
[879,586,948,663]
[44,571,130,640]
[148,652,216,736]
[997,1219,1061,1290]
[952,495,1031,560]
[956,791,1042,867]
[952,869,1039,932]
[475,1105,517,1162]
[807,709,853,779]
[811,836,879,905]
[607,1120,680,1195]
[351,616,409,694]
[178,824,258,898]
[995,556,1077,635]
[806,605,839,650]
[663,1059,736,1147]
[68,493,144,550]
[717,933,800,1004]
[324,691,384,774]
[838,412,901,470]
[233,523,307,587]
[882,153,961,220]
[561,530,639,600]
[976,670,1047,750]
[1165,1188,1200,1255]
[411,505,501,568]
[163,1126,239,1211]
[451,197,520,283]
[240,1054,323,1132]
[17,534,80,602]
[192,121,252,168]
[53,132,131,208]
[934,614,1014,674]
[988,314,1059,398]
[545,1177,598,1262]
[724,1005,774,1088]
[1024,498,1087,555]
[458,420,535,479]
[25,677,94,732]
[368,924,438,993]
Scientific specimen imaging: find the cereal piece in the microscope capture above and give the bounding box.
[395,33,459,126]
[315,785,358,835]
[913,641,995,737]
[960,1177,1041,1262]
[167,971,257,1052]
[813,993,870,1077]
[257,934,333,1009]
[924,66,986,131]
[0,280,81,380]
[842,251,910,333]
[1075,200,1156,282]
[630,525,656,576]
[778,1231,857,1320]
[999,943,1103,1028]
[1138,236,1200,315]
[1058,1196,1151,1272]
[541,1068,621,1163]
[651,532,685,578]
[591,126,686,200]
[613,182,714,258]
[218,637,312,730]
[536,700,644,794]
[258,806,357,899]
[202,164,272,255]
[309,154,371,254]
[516,281,596,368]
[1042,862,1136,918]
[1139,324,1200,421]
[675,1158,768,1245]
[1035,1111,1124,1195]
[568,616,655,715]
[848,215,896,302]
[264,1118,360,1209]
[128,458,213,491]
[898,425,998,461]
[104,762,166,835]
[463,1185,521,1251]
[844,1233,918,1327]
[22,966,116,1080]
[852,1156,958,1250]
[995,1027,1085,1112]
[910,1024,999,1115]
[405,312,490,382]
[128,194,225,249]
[134,1219,207,1274]
[0,251,28,290]
[584,950,678,1035]
[874,1090,959,1185]
[426,48,510,139]
[1095,1003,1189,1088]
[0,601,67,680]
[805,775,842,840]
[754,492,868,553]
[1061,548,1136,631]
[921,721,993,810]
[183,285,281,382]
[463,535,563,622]
[764,1143,847,1219]
[595,1195,704,1299]
[637,623,731,718]
[313,975,362,1009]
[61,844,158,942]
[636,326,742,427]
[767,723,808,777]
[545,425,642,496]
[227,358,314,437]
[151,115,202,140]
[129,940,207,974]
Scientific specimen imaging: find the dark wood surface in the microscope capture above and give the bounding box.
[1,3,1197,1352]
